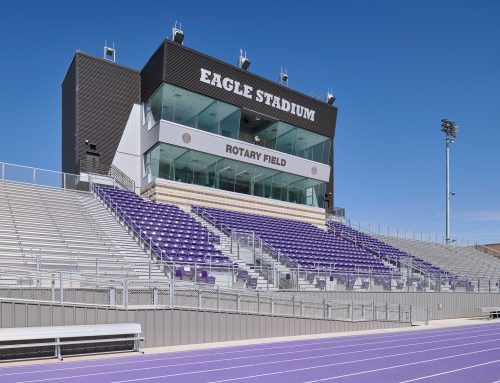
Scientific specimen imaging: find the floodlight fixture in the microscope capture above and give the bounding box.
[239,49,250,70]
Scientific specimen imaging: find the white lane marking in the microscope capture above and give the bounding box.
[18,339,500,383]
[400,359,500,382]
[121,346,500,383]
[299,348,500,383]
[4,324,499,377]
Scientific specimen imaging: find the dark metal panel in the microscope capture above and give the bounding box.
[161,41,337,138]
[62,57,77,174]
[141,42,166,104]
[73,53,141,175]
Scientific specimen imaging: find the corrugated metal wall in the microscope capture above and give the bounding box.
[61,52,141,175]
[0,301,408,348]
[61,57,77,175]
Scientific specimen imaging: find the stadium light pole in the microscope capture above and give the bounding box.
[441,119,458,244]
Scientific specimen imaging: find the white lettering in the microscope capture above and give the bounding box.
[199,69,316,122]
[222,77,234,91]
[200,68,212,84]
[303,108,315,122]
[281,99,290,112]
[243,84,253,99]
[271,96,281,109]
[211,73,222,88]
[264,92,273,105]
[255,89,264,102]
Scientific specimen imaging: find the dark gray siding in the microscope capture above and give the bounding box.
[75,53,141,174]
[61,57,77,174]
[141,43,166,106]
[141,41,337,139]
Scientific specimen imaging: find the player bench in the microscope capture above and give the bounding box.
[0,323,143,361]
[480,307,500,319]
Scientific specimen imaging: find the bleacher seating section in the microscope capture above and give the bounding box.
[0,181,165,282]
[369,233,500,280]
[192,206,393,274]
[328,222,449,277]
[95,187,235,285]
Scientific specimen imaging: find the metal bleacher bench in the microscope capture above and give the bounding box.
[480,307,500,319]
[0,323,143,361]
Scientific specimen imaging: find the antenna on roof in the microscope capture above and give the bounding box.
[172,21,184,44]
[104,41,116,62]
[238,49,251,70]
[279,66,289,86]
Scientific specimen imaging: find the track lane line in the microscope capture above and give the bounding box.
[3,323,500,378]
[17,338,499,383]
[399,359,500,382]
[12,332,500,382]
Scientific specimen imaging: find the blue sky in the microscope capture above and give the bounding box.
[0,0,498,244]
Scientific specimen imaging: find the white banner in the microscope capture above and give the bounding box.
[156,120,330,182]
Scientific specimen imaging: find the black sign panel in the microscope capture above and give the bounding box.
[152,41,337,138]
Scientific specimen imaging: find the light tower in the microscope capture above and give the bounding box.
[441,119,458,244]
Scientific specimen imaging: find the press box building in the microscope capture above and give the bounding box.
[62,38,338,226]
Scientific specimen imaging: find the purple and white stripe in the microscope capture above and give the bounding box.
[0,322,499,382]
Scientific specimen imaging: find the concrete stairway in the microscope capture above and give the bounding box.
[188,211,274,290]
[189,210,319,291]
[77,194,167,282]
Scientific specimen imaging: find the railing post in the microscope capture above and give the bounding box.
[148,259,152,288]
[109,288,116,306]
[51,278,56,302]
[323,298,327,319]
[266,267,270,291]
[409,305,413,325]
[123,279,128,309]
[153,288,158,307]
[292,294,295,316]
[252,232,256,265]
[425,306,429,325]
[217,286,221,312]
[372,301,376,320]
[198,288,202,309]
[385,302,388,321]
[169,280,174,308]
[59,273,64,305]
[257,290,260,314]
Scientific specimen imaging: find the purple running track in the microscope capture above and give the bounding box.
[0,322,499,383]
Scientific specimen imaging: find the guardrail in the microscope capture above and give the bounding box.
[0,161,120,193]
[0,268,418,324]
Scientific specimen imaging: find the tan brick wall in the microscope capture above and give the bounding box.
[141,179,326,227]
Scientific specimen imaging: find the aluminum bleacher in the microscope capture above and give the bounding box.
[0,181,166,285]
[94,186,255,289]
[368,232,500,280]
[328,222,449,278]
